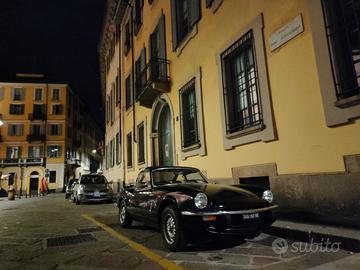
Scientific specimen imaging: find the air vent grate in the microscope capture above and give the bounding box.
[46,233,96,247]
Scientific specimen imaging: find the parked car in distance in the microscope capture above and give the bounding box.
[72,174,113,204]
[117,166,278,251]
[65,179,78,199]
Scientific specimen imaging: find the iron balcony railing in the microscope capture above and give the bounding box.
[0,158,45,167]
[28,113,47,121]
[135,57,170,99]
[27,134,46,142]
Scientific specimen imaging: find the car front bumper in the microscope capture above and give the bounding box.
[181,205,277,235]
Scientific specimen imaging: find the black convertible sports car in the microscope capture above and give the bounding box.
[117,166,277,251]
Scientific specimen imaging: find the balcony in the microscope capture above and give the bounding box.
[29,113,47,121]
[27,134,46,142]
[66,158,81,167]
[136,58,170,108]
[0,158,45,167]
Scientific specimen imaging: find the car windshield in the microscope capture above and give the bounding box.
[81,175,107,185]
[152,168,207,186]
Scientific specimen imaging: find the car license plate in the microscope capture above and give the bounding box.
[94,191,100,197]
[242,212,259,220]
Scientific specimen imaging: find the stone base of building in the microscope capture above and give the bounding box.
[232,154,360,228]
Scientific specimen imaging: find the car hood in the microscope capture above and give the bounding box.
[157,183,270,210]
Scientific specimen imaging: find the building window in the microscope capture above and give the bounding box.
[134,0,144,35]
[110,139,114,167]
[8,124,24,136]
[322,0,360,102]
[48,145,62,158]
[8,173,15,186]
[116,132,121,165]
[30,124,42,135]
[105,144,109,169]
[12,88,25,101]
[125,75,133,110]
[6,146,22,159]
[28,146,43,158]
[52,104,63,115]
[0,87,4,100]
[106,96,109,124]
[9,104,25,115]
[180,78,199,148]
[171,0,201,50]
[135,48,146,98]
[34,88,42,101]
[137,122,145,164]
[221,30,262,135]
[126,132,133,168]
[52,88,60,101]
[116,75,120,105]
[49,171,56,183]
[124,21,131,56]
[48,124,62,136]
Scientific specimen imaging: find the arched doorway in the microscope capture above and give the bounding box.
[29,171,39,196]
[151,97,174,166]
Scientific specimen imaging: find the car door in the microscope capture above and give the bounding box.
[132,172,158,224]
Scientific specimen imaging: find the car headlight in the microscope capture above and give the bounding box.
[78,185,85,193]
[194,193,208,209]
[262,190,273,203]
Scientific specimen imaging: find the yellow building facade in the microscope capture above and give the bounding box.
[0,78,103,196]
[100,0,360,224]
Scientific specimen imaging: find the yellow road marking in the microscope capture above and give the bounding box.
[82,214,186,270]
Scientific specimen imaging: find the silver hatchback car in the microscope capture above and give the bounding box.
[72,174,113,204]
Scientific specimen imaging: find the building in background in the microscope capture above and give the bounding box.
[99,0,360,226]
[0,74,103,195]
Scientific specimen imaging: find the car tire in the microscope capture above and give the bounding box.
[118,201,132,227]
[160,206,186,252]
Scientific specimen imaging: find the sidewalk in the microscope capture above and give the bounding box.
[266,219,360,252]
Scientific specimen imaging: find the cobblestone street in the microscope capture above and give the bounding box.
[0,194,357,270]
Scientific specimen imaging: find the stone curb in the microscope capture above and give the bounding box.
[265,222,360,253]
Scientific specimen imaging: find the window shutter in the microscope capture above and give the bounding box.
[29,146,33,158]
[158,14,166,59]
[189,0,201,26]
[141,48,146,72]
[19,124,24,136]
[170,0,178,51]
[58,146,62,157]
[59,124,62,136]
[130,73,133,106]
[11,89,15,100]
[0,88,4,100]
[18,147,22,158]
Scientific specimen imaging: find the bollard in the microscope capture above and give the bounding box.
[8,189,15,201]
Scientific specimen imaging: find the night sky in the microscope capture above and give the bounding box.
[0,0,106,126]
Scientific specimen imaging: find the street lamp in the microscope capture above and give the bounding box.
[0,119,3,126]
[92,149,97,154]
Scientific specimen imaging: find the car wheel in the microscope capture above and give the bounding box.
[161,206,186,252]
[118,201,132,227]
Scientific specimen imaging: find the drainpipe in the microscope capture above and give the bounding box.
[130,1,137,144]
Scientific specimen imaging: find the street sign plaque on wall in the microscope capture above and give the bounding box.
[270,14,304,52]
